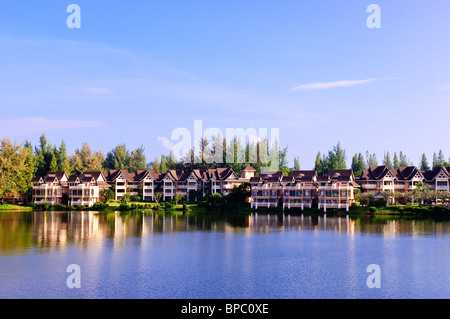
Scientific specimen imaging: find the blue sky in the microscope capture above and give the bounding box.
[1,1,450,169]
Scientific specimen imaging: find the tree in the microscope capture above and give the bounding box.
[399,151,411,167]
[100,188,114,203]
[105,143,130,170]
[293,156,300,170]
[70,142,105,176]
[383,152,393,169]
[150,156,160,173]
[432,152,439,168]
[366,151,378,167]
[438,150,445,167]
[420,153,430,171]
[153,192,162,204]
[120,193,130,204]
[208,193,223,205]
[58,140,71,174]
[49,146,59,172]
[0,139,29,200]
[34,134,53,176]
[314,152,324,175]
[328,142,346,170]
[173,192,183,205]
[393,152,400,169]
[227,183,251,203]
[129,146,147,172]
[351,153,366,177]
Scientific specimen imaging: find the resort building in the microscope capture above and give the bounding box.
[283,170,317,210]
[68,172,111,206]
[31,172,69,205]
[250,170,318,210]
[357,166,425,194]
[317,170,359,211]
[421,166,450,191]
[104,169,161,201]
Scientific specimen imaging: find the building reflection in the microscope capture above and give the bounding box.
[0,211,448,254]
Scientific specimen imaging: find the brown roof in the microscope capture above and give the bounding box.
[68,175,79,183]
[242,165,256,172]
[31,176,43,183]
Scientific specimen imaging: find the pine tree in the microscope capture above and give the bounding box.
[383,151,393,169]
[58,140,71,174]
[420,153,430,171]
[314,152,323,175]
[293,156,300,170]
[393,152,400,169]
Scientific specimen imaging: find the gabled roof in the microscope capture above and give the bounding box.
[421,166,450,181]
[395,166,423,181]
[43,171,68,184]
[68,175,79,183]
[249,176,262,183]
[80,172,110,187]
[105,169,129,182]
[242,165,256,172]
[358,166,394,181]
[31,176,43,183]
[292,170,316,182]
[281,176,294,183]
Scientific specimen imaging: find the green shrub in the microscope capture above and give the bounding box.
[369,207,377,213]
[119,203,130,211]
[92,202,108,210]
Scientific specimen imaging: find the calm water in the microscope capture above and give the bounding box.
[0,211,449,299]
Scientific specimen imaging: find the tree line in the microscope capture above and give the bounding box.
[1,134,449,200]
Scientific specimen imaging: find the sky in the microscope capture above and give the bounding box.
[1,0,450,169]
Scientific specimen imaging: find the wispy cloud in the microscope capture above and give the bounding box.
[289,78,377,91]
[85,87,113,94]
[157,136,174,151]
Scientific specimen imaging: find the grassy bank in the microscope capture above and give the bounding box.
[0,203,33,211]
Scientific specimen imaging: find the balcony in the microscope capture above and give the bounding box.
[34,199,56,205]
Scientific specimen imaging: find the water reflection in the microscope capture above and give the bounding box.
[0,211,448,254]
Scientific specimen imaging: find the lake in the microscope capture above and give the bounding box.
[0,211,449,299]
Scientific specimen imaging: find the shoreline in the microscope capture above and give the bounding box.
[3,202,450,218]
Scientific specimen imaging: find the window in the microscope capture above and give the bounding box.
[341,190,347,196]
[332,191,339,197]
[296,190,302,196]
[284,190,289,196]
[304,191,310,196]
[326,191,332,197]
[290,190,295,197]
[262,191,269,197]
[437,181,448,186]
[270,190,277,196]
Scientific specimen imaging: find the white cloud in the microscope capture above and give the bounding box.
[85,87,113,94]
[157,136,174,151]
[289,78,377,91]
